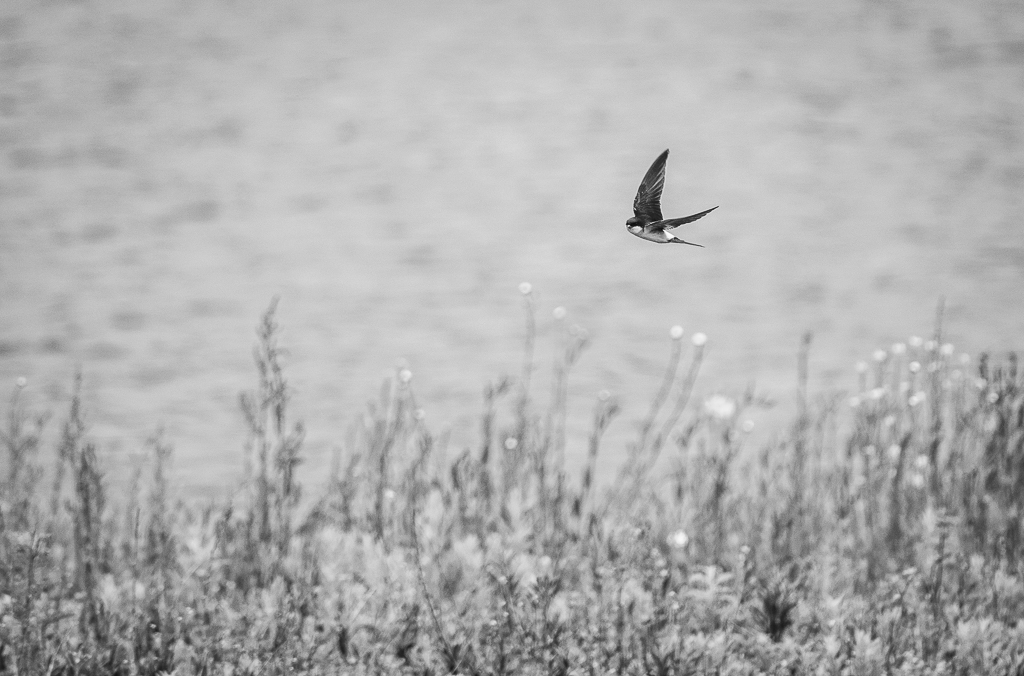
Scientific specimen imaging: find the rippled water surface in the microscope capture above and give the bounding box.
[2,0,1023,495]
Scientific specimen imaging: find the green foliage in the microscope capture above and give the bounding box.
[1,299,1023,674]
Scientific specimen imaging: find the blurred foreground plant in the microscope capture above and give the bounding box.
[1,295,1023,674]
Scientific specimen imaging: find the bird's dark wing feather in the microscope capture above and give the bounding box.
[632,149,669,222]
[657,206,718,230]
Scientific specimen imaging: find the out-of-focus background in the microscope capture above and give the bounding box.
[1,0,1022,496]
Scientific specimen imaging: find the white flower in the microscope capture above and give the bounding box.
[869,387,885,400]
[987,391,999,404]
[848,396,861,408]
[911,473,926,489]
[915,454,929,470]
[547,593,572,624]
[704,395,736,420]
[959,353,971,365]
[892,343,906,355]
[941,343,954,356]
[856,361,868,374]
[873,349,887,362]
[597,389,611,401]
[908,336,923,348]
[504,437,518,450]
[518,282,532,295]
[908,391,925,407]
[888,444,902,461]
[670,325,684,340]
[553,306,566,320]
[741,419,755,433]
[538,555,553,577]
[925,340,938,351]
[15,376,26,388]
[398,368,412,384]
[99,574,120,608]
[691,332,707,347]
[451,535,484,571]
[667,530,689,550]
[908,361,921,373]
[512,554,541,586]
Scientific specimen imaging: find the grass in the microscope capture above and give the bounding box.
[2,294,1024,675]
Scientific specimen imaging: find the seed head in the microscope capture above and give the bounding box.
[667,530,689,550]
[704,394,736,420]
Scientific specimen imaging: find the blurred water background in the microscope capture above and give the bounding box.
[2,0,1023,497]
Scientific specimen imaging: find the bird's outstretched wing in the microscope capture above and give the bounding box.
[632,149,669,222]
[658,206,719,230]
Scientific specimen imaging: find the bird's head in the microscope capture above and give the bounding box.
[626,216,642,232]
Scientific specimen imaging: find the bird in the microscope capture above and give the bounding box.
[626,149,717,246]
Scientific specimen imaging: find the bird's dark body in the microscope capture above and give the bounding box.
[626,149,717,246]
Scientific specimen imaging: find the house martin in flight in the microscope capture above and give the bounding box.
[626,149,717,246]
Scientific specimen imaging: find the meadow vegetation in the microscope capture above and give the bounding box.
[2,294,1024,674]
